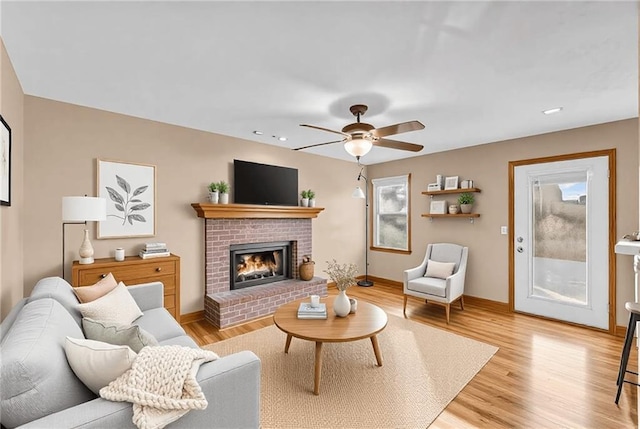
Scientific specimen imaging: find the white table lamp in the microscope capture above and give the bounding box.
[62,196,107,272]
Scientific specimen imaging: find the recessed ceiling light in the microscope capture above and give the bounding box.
[542,107,563,115]
[253,130,263,135]
[278,136,287,142]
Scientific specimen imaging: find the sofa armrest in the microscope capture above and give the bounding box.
[127,282,164,312]
[17,351,261,429]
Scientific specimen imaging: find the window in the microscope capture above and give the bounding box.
[371,174,411,254]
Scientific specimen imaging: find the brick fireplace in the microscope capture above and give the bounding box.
[192,204,327,328]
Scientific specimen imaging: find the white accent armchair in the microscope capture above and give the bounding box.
[403,243,469,324]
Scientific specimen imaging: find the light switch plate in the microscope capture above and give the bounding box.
[500,226,508,235]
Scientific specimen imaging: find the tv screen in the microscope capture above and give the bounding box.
[233,160,299,206]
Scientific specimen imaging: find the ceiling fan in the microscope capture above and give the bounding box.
[295,104,425,160]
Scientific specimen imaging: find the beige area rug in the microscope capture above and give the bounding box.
[204,314,498,428]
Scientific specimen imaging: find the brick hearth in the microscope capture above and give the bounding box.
[202,217,327,328]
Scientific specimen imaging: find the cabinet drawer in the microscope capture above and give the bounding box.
[76,260,176,286]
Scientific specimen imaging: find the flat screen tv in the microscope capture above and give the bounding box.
[233,160,299,206]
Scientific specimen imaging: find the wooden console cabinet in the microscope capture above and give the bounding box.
[71,254,181,322]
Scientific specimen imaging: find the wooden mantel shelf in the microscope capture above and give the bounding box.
[191,203,324,219]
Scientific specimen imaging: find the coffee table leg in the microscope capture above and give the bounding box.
[284,334,292,353]
[314,341,323,395]
[370,335,383,366]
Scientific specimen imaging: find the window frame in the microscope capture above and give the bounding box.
[370,173,411,254]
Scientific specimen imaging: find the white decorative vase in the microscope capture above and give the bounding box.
[301,198,309,207]
[220,193,229,204]
[78,229,95,264]
[209,191,219,203]
[333,290,351,317]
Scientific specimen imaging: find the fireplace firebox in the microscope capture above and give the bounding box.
[229,241,293,290]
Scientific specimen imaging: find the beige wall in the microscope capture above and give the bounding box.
[368,119,639,325]
[0,39,25,320]
[23,96,365,315]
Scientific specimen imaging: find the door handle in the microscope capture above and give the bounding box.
[517,246,524,253]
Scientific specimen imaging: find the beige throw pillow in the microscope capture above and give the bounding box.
[73,273,118,303]
[77,282,143,325]
[425,260,456,280]
[64,337,137,394]
[82,318,158,353]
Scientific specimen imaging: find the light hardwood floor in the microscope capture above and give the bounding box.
[183,281,637,428]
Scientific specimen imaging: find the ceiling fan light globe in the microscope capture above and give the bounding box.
[344,138,373,157]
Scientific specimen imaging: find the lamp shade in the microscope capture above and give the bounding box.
[344,138,373,157]
[62,196,107,222]
[352,186,365,199]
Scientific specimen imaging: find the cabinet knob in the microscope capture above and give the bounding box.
[101,274,107,278]
[156,267,162,272]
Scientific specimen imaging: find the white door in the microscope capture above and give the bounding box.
[513,155,610,329]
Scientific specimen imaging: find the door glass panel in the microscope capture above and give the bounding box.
[531,170,588,305]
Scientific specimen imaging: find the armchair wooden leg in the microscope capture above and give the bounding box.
[403,295,408,317]
[445,304,450,324]
[459,295,465,311]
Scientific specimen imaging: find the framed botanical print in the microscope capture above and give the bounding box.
[97,159,156,238]
[0,115,11,206]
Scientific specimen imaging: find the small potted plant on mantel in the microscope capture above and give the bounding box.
[300,190,310,207]
[307,190,316,207]
[208,182,219,203]
[458,192,475,214]
[217,181,230,204]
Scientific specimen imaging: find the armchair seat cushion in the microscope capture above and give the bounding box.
[407,277,446,298]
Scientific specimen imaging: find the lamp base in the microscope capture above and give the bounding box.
[357,279,373,287]
[79,257,95,265]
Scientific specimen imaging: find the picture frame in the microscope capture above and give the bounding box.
[97,159,156,238]
[0,115,11,206]
[444,176,459,190]
[430,200,446,215]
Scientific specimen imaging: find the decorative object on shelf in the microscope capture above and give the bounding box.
[299,255,315,281]
[207,182,219,203]
[444,176,459,190]
[427,183,442,192]
[436,174,444,188]
[353,168,373,287]
[430,200,446,214]
[349,298,358,313]
[448,205,459,214]
[300,189,310,207]
[461,179,474,189]
[307,190,316,207]
[217,181,230,204]
[0,115,11,206]
[62,196,107,276]
[115,247,125,261]
[97,159,156,238]
[458,192,475,214]
[324,259,358,317]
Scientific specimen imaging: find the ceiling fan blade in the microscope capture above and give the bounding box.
[373,138,424,152]
[300,124,349,137]
[293,139,345,151]
[371,120,425,138]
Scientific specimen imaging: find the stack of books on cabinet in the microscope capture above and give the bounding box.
[297,302,327,319]
[139,242,171,259]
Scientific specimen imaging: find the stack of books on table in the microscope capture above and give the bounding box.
[297,302,327,319]
[139,242,170,259]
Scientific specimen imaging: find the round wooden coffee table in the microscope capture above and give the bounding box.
[273,296,388,395]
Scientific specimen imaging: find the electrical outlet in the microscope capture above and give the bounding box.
[500,226,508,235]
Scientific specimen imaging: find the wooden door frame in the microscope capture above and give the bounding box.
[508,149,617,334]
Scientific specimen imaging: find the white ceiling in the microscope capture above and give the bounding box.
[1,1,637,165]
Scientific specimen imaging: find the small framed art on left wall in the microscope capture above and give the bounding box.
[0,115,11,206]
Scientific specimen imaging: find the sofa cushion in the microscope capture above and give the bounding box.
[82,317,158,353]
[408,276,447,298]
[76,282,143,325]
[135,308,187,342]
[73,272,118,303]
[28,276,83,326]
[425,260,456,279]
[64,337,137,394]
[159,335,199,348]
[0,299,95,428]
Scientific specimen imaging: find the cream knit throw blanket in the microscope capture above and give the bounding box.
[100,345,219,429]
